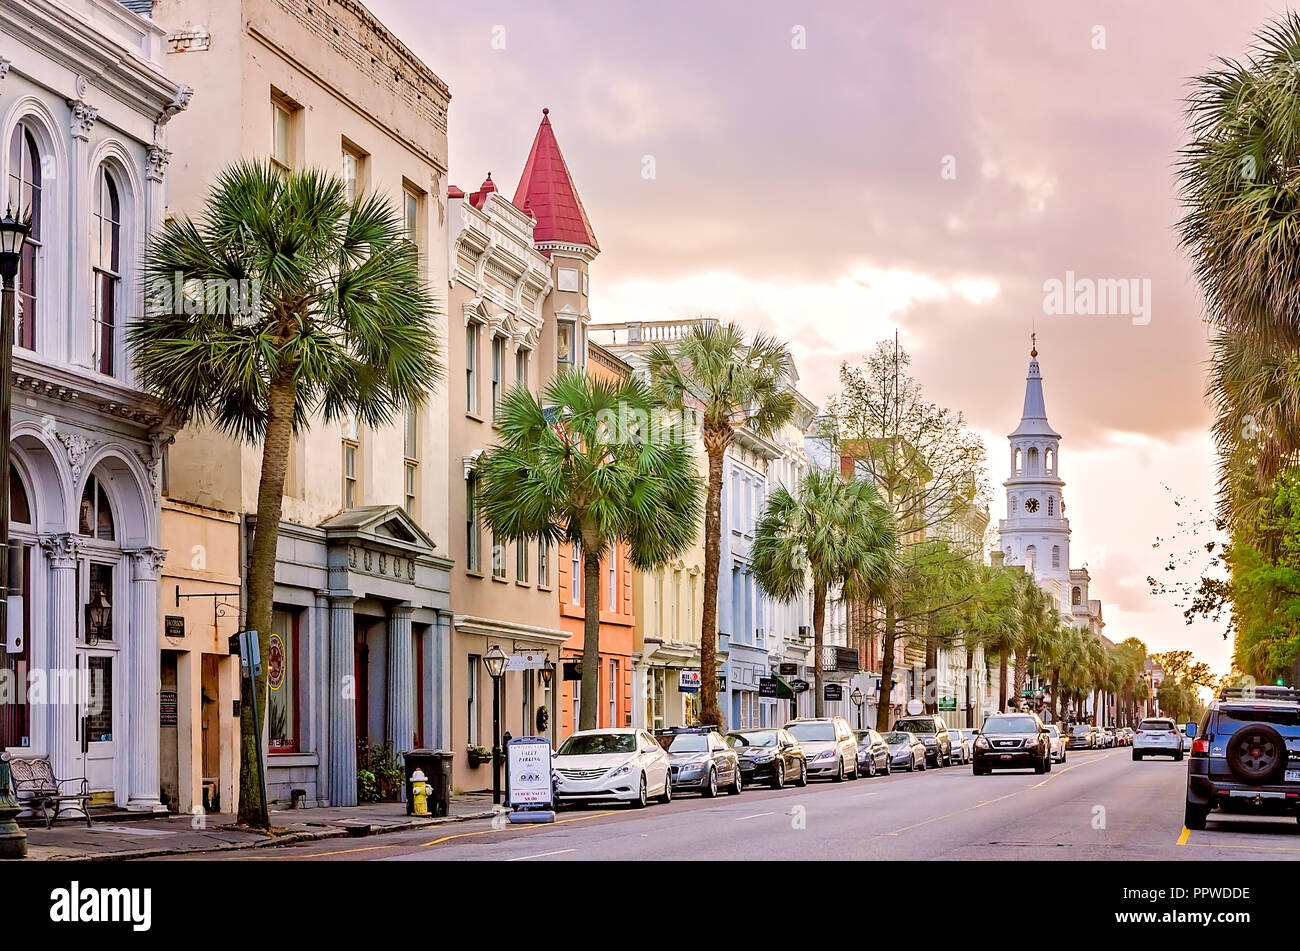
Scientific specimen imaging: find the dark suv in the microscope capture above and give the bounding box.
[972,712,1052,775]
[891,714,953,767]
[1185,685,1300,831]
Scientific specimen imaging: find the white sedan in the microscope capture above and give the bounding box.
[552,728,672,807]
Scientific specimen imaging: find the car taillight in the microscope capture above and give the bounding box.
[1168,729,1178,734]
[1192,738,1209,755]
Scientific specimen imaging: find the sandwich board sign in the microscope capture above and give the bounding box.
[506,735,555,824]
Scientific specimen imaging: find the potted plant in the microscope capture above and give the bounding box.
[466,744,492,767]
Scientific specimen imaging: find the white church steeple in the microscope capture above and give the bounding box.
[998,337,1071,607]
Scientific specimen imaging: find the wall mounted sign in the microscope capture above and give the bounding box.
[823,683,843,702]
[160,689,178,727]
[164,615,185,639]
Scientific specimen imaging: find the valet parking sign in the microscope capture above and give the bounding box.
[506,735,555,824]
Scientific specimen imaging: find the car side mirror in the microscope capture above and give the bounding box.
[971,730,980,736]
[1185,723,1197,738]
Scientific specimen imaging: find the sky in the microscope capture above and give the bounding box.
[372,0,1298,677]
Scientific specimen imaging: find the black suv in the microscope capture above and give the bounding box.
[971,712,1052,774]
[1185,685,1300,831]
[891,714,953,767]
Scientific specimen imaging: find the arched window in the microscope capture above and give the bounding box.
[7,123,43,350]
[9,464,29,525]
[1025,545,1037,571]
[1071,586,1082,606]
[78,475,114,540]
[1052,545,1060,568]
[1014,448,1022,475]
[91,164,121,376]
[1026,447,1039,473]
[1045,448,1054,473]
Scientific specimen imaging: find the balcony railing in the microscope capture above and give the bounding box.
[820,646,860,672]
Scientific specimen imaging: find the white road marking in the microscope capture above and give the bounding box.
[506,848,576,861]
[735,812,774,821]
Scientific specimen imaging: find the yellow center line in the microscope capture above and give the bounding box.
[419,810,614,848]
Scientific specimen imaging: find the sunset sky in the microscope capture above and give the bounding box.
[373,0,1293,677]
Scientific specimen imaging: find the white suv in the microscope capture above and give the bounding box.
[1132,717,1184,761]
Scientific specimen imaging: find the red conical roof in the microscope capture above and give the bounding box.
[512,108,599,251]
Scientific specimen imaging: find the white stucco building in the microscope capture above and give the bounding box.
[1,0,190,809]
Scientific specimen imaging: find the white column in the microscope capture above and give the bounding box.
[38,535,80,784]
[126,547,166,812]
[386,603,414,756]
[328,593,357,807]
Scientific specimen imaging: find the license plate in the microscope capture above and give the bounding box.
[1001,754,1012,760]
[1286,770,1300,783]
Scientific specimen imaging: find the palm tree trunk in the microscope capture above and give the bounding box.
[812,587,827,717]
[965,646,975,728]
[998,653,1009,712]
[875,604,897,731]
[579,544,603,731]
[924,634,938,715]
[1012,653,1026,705]
[1052,666,1063,722]
[239,370,297,829]
[699,438,725,730]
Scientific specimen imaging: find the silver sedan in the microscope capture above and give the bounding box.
[946,729,973,764]
[883,731,927,772]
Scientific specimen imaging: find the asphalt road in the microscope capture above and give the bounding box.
[162,748,1300,861]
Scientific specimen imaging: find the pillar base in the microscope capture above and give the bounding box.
[0,828,27,860]
[125,798,168,813]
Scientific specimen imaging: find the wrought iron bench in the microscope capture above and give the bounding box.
[8,756,92,828]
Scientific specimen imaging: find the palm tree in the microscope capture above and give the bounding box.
[1012,574,1056,704]
[476,370,703,731]
[751,469,896,716]
[130,160,440,829]
[647,321,796,728]
[1178,13,1300,520]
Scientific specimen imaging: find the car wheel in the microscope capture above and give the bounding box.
[796,760,808,787]
[833,759,845,782]
[1133,751,1142,761]
[703,767,719,798]
[866,758,877,778]
[1184,800,1209,831]
[633,774,648,808]
[773,761,786,790]
[1175,749,1184,762]
[882,758,891,776]
[918,755,927,771]
[1034,757,1046,775]
[1045,756,1052,773]
[659,773,672,804]
[729,766,743,795]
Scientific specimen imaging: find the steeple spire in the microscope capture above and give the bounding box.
[1010,340,1060,438]
[512,107,599,252]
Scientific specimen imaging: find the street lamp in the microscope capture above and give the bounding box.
[850,686,865,728]
[85,590,111,645]
[484,644,508,805]
[0,208,29,861]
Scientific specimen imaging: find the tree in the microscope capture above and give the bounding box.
[1012,574,1058,704]
[476,370,704,731]
[751,469,896,716]
[959,565,1022,719]
[647,322,795,728]
[823,339,991,731]
[130,161,440,829]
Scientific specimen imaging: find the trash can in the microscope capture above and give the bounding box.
[403,749,454,817]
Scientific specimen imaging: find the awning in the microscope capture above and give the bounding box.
[772,675,796,700]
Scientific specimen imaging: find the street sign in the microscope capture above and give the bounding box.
[778,663,799,677]
[679,670,701,693]
[506,650,548,671]
[791,679,810,693]
[506,735,555,824]
[938,696,957,711]
[824,683,843,701]
[758,677,778,698]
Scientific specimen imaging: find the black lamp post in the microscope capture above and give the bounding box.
[850,686,865,729]
[540,657,555,742]
[0,208,29,861]
[484,644,507,805]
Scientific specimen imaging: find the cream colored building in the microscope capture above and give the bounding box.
[153,0,453,807]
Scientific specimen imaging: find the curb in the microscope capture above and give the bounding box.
[34,808,501,862]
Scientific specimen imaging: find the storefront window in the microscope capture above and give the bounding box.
[86,656,113,742]
[267,610,298,751]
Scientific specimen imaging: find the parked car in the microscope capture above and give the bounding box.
[972,713,1052,775]
[785,717,859,781]
[1119,728,1134,746]
[656,726,743,797]
[883,730,926,771]
[553,728,672,807]
[1132,717,1184,761]
[1066,723,1095,750]
[1186,684,1300,831]
[1102,727,1119,749]
[854,729,892,777]
[1044,724,1067,763]
[891,714,953,767]
[1090,725,1107,749]
[947,729,973,764]
[727,728,807,789]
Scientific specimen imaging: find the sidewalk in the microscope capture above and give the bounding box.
[21,793,499,861]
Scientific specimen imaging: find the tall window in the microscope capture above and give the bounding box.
[492,533,506,579]
[85,563,114,641]
[538,542,550,587]
[1072,586,1082,606]
[1025,545,1037,572]
[491,336,504,417]
[341,146,362,201]
[516,538,528,583]
[607,549,617,612]
[466,473,481,572]
[78,476,115,540]
[1014,448,1022,475]
[1051,545,1061,569]
[466,323,479,414]
[91,165,121,376]
[7,125,41,350]
[271,96,294,169]
[403,186,420,248]
[341,411,359,508]
[570,545,581,605]
[608,659,619,727]
[516,347,529,393]
[466,655,480,744]
[1045,448,1055,473]
[557,320,575,366]
[267,610,298,751]
[403,406,418,517]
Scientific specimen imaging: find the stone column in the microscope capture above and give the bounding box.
[126,547,166,811]
[327,593,357,807]
[386,602,414,755]
[38,535,80,785]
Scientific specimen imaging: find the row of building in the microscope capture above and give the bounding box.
[0,0,1102,818]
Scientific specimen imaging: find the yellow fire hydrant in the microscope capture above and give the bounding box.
[410,769,431,816]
